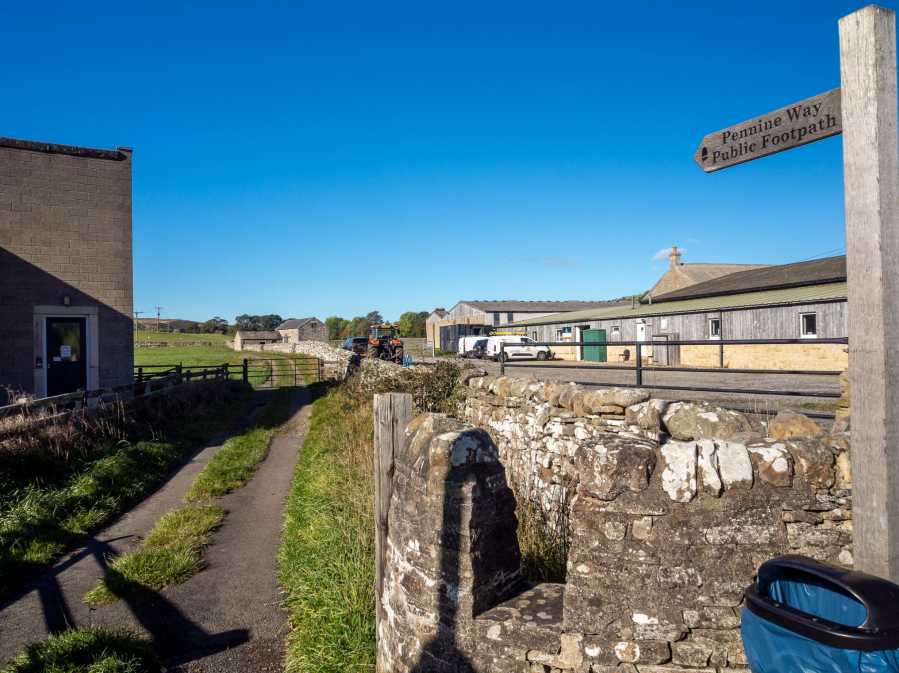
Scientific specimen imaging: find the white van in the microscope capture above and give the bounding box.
[458,335,486,357]
[485,335,552,362]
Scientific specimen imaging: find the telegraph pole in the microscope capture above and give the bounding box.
[133,310,144,342]
[155,306,163,333]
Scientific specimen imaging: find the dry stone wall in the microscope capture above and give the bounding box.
[379,376,853,672]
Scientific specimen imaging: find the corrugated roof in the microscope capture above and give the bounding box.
[459,299,629,312]
[505,282,848,327]
[650,256,846,303]
[276,318,317,330]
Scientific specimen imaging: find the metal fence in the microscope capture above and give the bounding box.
[498,338,847,411]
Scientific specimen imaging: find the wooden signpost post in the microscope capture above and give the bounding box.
[695,5,899,581]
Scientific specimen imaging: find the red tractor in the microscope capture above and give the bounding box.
[368,324,404,364]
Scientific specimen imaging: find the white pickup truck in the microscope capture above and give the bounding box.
[485,335,552,362]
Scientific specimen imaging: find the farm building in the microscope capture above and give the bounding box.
[646,246,770,298]
[233,331,282,350]
[506,256,848,371]
[431,299,630,353]
[0,137,133,402]
[424,310,448,345]
[276,317,328,343]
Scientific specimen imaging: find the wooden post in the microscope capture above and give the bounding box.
[242,358,249,384]
[840,5,899,580]
[373,393,413,653]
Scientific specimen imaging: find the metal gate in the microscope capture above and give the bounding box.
[241,357,322,388]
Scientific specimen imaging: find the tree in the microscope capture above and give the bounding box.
[234,314,259,331]
[259,314,284,331]
[410,311,428,338]
[364,311,384,326]
[325,316,344,340]
[396,311,420,337]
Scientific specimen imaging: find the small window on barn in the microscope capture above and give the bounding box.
[530,331,538,341]
[283,336,289,343]
[611,326,620,338]
[310,321,317,328]
[709,318,721,339]
[800,313,818,338]
[555,329,564,342]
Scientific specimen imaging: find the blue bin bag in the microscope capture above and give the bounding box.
[743,609,899,673]
[743,556,899,673]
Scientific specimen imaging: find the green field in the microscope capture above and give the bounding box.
[133,331,233,345]
[134,341,319,388]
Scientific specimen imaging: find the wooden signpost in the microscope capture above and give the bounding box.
[696,5,899,581]
[694,89,842,172]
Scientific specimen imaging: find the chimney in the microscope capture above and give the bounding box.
[670,245,682,269]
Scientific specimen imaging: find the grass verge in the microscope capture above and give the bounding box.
[0,382,252,599]
[278,385,375,673]
[1,627,160,673]
[183,387,293,502]
[84,505,226,604]
[513,479,570,584]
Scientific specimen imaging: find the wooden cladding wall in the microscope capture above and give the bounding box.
[529,301,847,343]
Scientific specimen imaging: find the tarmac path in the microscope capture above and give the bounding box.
[0,381,311,672]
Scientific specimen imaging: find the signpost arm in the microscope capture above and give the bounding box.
[840,5,899,580]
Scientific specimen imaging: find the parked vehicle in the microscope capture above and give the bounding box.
[341,337,368,354]
[458,335,488,358]
[368,324,404,364]
[470,339,488,359]
[485,335,552,362]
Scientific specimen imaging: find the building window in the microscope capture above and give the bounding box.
[310,321,317,328]
[555,329,564,341]
[800,313,818,338]
[530,331,538,341]
[493,312,500,324]
[709,318,721,339]
[611,326,620,338]
[283,336,289,343]
[507,312,514,323]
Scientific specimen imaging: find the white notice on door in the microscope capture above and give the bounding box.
[60,345,71,357]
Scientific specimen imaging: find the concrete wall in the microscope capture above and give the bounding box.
[0,138,133,399]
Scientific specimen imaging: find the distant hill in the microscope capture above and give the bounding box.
[133,318,204,332]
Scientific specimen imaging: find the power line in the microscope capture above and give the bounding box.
[793,247,846,263]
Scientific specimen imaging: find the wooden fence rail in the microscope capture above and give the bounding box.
[0,365,230,426]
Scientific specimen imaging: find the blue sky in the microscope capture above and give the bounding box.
[1,1,882,323]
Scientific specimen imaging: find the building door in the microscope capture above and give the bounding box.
[582,329,606,362]
[46,317,87,396]
[636,322,647,357]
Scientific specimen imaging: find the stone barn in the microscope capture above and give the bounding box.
[233,331,282,350]
[0,137,133,402]
[275,317,328,343]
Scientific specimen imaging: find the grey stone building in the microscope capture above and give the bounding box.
[0,137,133,402]
[275,317,328,343]
[233,331,282,350]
